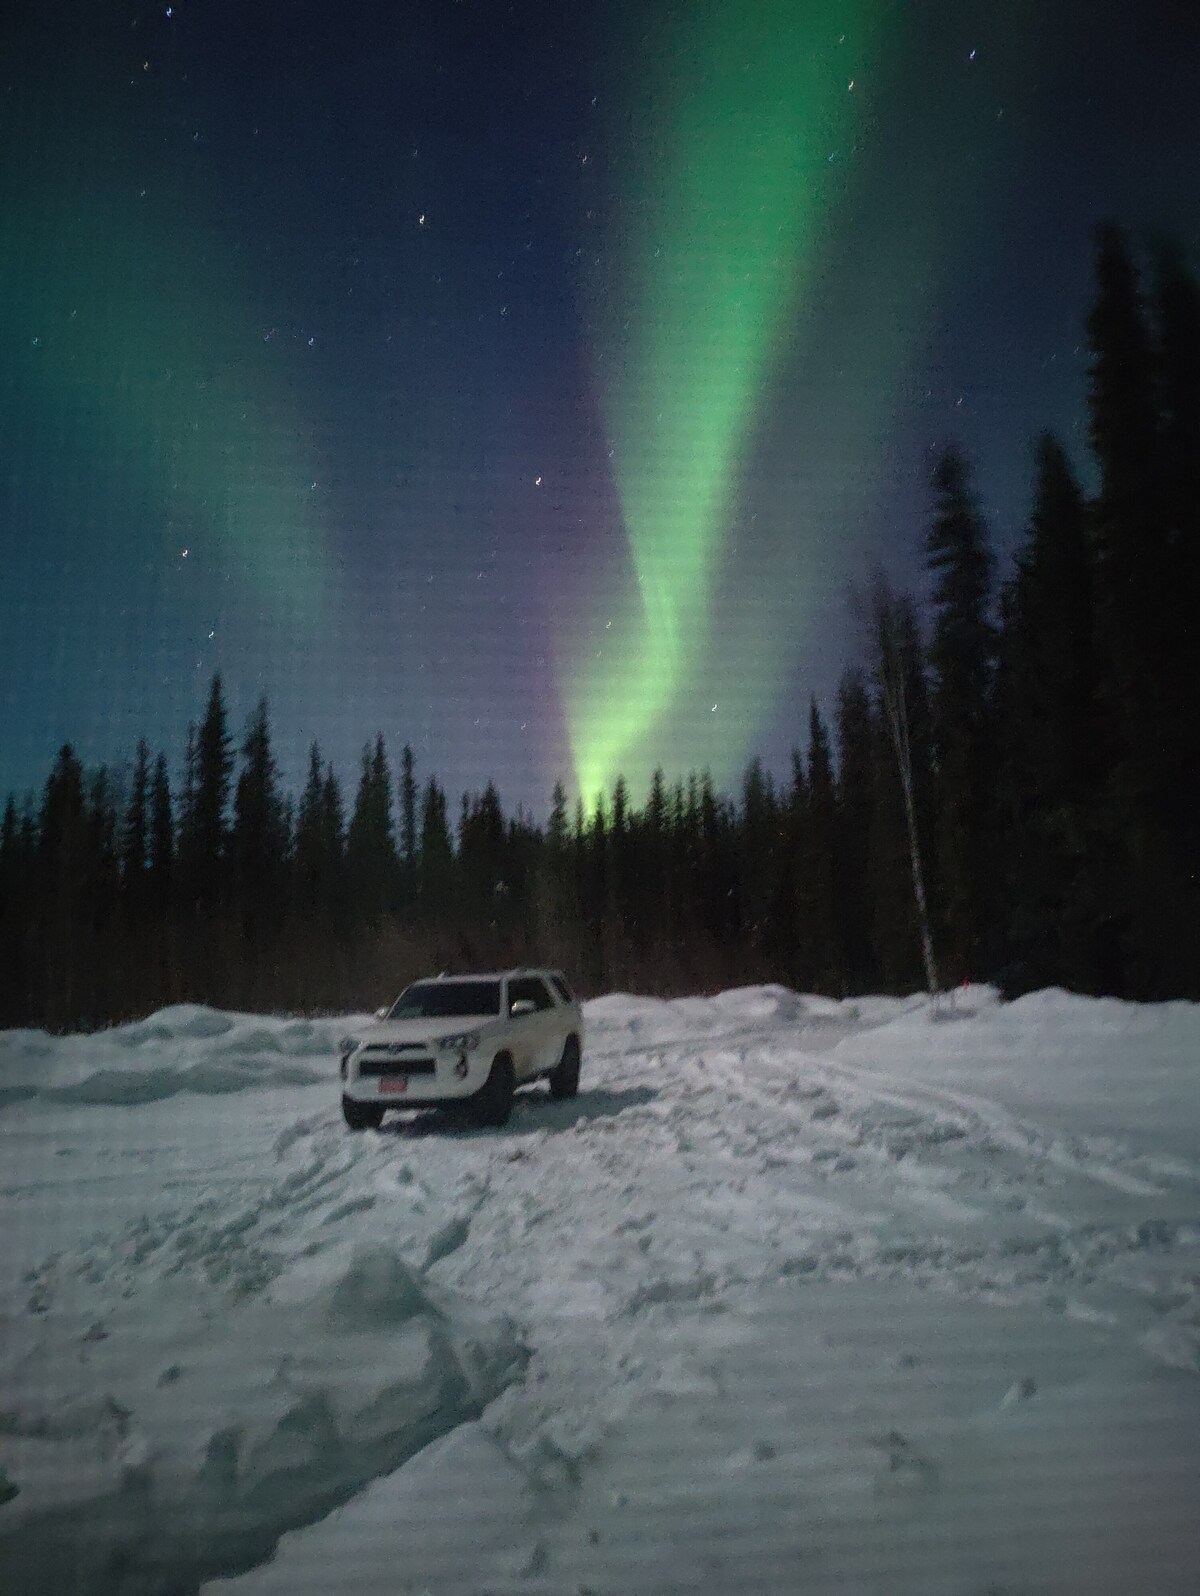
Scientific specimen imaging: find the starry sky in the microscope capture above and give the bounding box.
[2,0,1198,818]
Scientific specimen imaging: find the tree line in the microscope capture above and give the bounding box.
[1,223,1196,1028]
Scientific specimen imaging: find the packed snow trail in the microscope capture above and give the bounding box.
[1,987,1198,1593]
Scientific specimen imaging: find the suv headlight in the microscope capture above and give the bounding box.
[436,1030,481,1052]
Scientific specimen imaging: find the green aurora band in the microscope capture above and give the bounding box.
[567,0,882,803]
[1,174,329,627]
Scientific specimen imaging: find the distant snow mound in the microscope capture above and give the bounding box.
[584,993,673,1024]
[584,993,695,1048]
[0,1030,55,1058]
[111,1018,178,1047]
[926,982,1002,1019]
[224,1026,286,1055]
[275,1019,340,1057]
[584,987,854,1049]
[712,985,808,1023]
[151,1005,236,1039]
[1004,987,1125,1025]
[0,1007,344,1110]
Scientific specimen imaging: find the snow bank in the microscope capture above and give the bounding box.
[209,1280,1200,1596]
[0,1238,525,1595]
[3,984,1199,1594]
[205,1421,541,1595]
[585,985,917,1057]
[0,1006,357,1107]
[835,984,1200,1162]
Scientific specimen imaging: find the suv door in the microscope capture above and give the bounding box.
[506,976,558,1079]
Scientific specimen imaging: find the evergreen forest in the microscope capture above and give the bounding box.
[2,225,1197,1029]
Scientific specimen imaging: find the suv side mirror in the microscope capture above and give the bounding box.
[374,1007,389,1020]
[510,998,536,1016]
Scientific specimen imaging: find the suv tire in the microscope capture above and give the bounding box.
[472,1053,515,1128]
[548,1035,581,1100]
[343,1096,385,1131]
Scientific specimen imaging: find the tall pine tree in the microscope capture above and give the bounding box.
[1086,225,1192,992]
[346,735,399,926]
[996,435,1101,991]
[120,739,151,910]
[399,743,418,910]
[148,754,174,920]
[231,697,289,944]
[834,668,879,993]
[178,675,233,913]
[925,447,996,982]
[803,701,840,993]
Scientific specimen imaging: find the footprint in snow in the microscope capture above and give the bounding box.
[1000,1375,1038,1407]
[869,1429,940,1495]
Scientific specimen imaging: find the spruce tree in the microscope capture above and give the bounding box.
[640,768,669,939]
[459,782,507,931]
[803,700,840,992]
[925,446,996,981]
[179,675,233,912]
[417,776,454,921]
[1153,241,1200,567]
[536,781,576,969]
[120,739,151,906]
[609,775,632,924]
[1086,226,1194,992]
[85,768,121,1016]
[231,697,289,943]
[0,796,31,1024]
[1087,225,1167,772]
[739,758,776,957]
[37,745,88,1026]
[346,735,400,925]
[774,750,806,987]
[547,781,568,851]
[148,754,173,919]
[399,743,418,909]
[996,436,1100,990]
[1148,244,1200,992]
[834,668,879,993]
[294,742,327,916]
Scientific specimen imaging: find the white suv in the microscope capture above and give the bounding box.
[340,969,583,1130]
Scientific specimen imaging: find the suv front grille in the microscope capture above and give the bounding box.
[357,1051,437,1077]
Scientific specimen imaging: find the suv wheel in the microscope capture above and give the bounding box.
[342,1095,384,1131]
[472,1053,515,1128]
[548,1035,581,1100]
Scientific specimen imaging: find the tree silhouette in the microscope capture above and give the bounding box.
[925,447,995,981]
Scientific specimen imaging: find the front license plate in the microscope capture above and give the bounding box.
[379,1076,409,1095]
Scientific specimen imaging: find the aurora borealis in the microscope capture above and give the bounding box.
[567,0,880,801]
[2,0,1198,815]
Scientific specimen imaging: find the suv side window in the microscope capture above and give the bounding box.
[549,974,574,1005]
[509,976,553,1013]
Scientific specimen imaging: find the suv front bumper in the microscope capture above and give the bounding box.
[343,1047,491,1105]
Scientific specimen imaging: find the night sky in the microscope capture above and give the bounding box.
[2,0,1198,818]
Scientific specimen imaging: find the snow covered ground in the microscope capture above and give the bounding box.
[2,985,1198,1594]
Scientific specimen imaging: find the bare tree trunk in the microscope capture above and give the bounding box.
[860,576,941,996]
[879,658,940,997]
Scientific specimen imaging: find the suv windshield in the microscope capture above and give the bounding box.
[386,980,502,1020]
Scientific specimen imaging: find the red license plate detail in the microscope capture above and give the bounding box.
[379,1076,409,1094]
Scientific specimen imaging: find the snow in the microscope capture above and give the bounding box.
[2,988,1198,1594]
